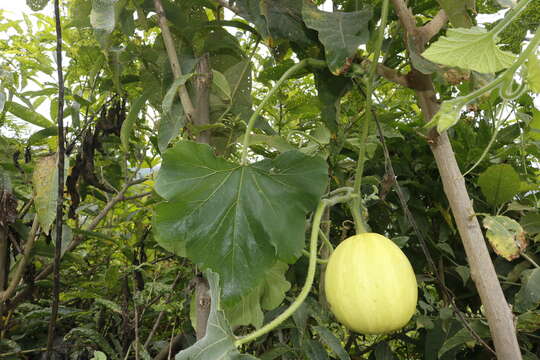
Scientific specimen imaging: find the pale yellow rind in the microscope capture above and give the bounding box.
[324,233,418,334]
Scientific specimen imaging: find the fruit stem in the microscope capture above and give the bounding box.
[234,190,357,348]
[240,58,326,165]
[302,249,329,264]
[234,200,326,347]
[351,0,390,234]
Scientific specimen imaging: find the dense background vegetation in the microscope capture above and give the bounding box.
[0,0,539,359]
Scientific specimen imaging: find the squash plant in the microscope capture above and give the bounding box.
[0,0,539,359]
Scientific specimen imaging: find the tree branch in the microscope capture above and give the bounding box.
[46,0,66,354]
[372,61,410,87]
[390,0,416,35]
[6,180,146,309]
[153,0,196,120]
[418,9,448,48]
[389,1,523,358]
[0,216,39,303]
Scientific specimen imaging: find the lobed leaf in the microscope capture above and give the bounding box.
[153,141,328,304]
[422,27,516,74]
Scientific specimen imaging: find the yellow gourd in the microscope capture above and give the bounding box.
[324,233,418,334]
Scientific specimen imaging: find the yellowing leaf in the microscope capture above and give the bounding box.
[32,155,58,234]
[483,215,527,261]
[422,27,516,74]
[526,53,540,93]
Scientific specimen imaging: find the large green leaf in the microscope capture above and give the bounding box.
[482,215,526,261]
[232,0,270,39]
[176,271,259,360]
[521,213,540,234]
[5,101,53,128]
[224,261,291,328]
[514,268,540,313]
[260,0,313,48]
[477,164,520,205]
[153,141,328,303]
[422,27,516,74]
[302,3,372,75]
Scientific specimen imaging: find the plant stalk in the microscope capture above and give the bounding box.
[351,0,390,233]
[46,1,66,357]
[240,59,325,165]
[234,190,357,347]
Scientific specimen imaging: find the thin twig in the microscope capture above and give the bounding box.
[46,0,66,356]
[144,272,182,348]
[0,216,39,303]
[152,0,195,120]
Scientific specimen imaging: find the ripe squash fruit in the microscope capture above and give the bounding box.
[324,233,418,334]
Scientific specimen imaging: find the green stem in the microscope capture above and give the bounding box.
[522,253,540,269]
[319,230,333,253]
[302,249,329,264]
[453,26,540,106]
[351,0,390,234]
[234,190,357,348]
[491,0,532,36]
[216,38,260,125]
[463,100,509,176]
[240,58,326,165]
[234,200,327,347]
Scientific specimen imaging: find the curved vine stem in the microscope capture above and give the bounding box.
[429,26,540,126]
[463,100,510,176]
[351,0,390,233]
[234,200,326,347]
[491,0,533,37]
[240,58,326,165]
[234,190,358,347]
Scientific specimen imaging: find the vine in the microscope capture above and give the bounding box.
[234,189,358,347]
[351,0,390,233]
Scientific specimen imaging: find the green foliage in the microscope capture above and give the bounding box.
[153,141,328,303]
[302,3,372,75]
[422,27,516,74]
[176,271,259,360]
[1,1,539,359]
[477,164,521,205]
